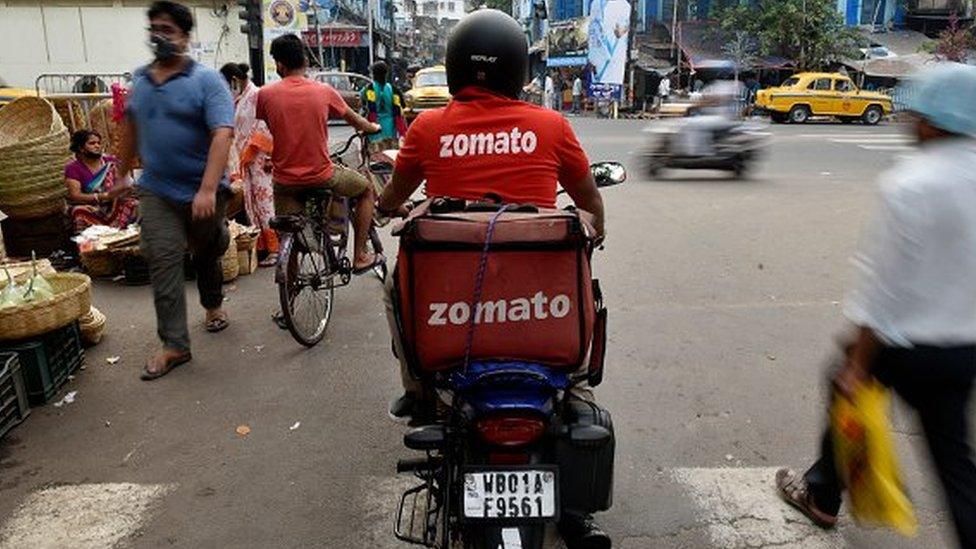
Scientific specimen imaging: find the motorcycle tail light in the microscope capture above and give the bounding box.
[476,415,546,447]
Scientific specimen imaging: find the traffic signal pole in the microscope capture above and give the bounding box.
[238,0,265,84]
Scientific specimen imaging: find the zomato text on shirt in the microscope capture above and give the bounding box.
[439,128,539,158]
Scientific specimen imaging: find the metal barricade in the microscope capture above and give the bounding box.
[34,73,132,154]
[35,73,131,95]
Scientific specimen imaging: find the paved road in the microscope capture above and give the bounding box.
[0,119,961,548]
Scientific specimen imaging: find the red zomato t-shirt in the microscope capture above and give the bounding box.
[256,76,348,185]
[394,87,590,209]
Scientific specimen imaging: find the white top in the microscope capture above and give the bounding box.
[658,78,671,96]
[544,76,554,95]
[844,138,976,347]
[573,77,583,96]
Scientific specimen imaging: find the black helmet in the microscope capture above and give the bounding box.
[445,9,528,99]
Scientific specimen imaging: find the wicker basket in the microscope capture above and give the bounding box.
[51,98,88,135]
[0,272,92,341]
[80,249,120,278]
[87,99,124,158]
[79,305,106,346]
[235,233,258,251]
[0,97,66,148]
[0,97,71,220]
[221,243,239,282]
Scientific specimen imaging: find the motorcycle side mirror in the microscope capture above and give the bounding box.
[590,162,627,188]
[568,424,612,448]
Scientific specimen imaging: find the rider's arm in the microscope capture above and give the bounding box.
[558,118,606,237]
[378,113,426,214]
[563,173,605,237]
[342,108,381,135]
[380,171,424,214]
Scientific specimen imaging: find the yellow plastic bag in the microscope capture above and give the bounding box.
[831,381,917,536]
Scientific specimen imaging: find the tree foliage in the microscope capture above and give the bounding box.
[935,12,976,62]
[713,0,860,71]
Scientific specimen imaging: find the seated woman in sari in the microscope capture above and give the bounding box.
[64,130,137,233]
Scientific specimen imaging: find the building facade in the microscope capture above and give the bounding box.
[0,0,250,88]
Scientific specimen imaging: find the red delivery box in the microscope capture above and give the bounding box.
[393,202,597,372]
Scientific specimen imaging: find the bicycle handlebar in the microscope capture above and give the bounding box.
[330,132,367,160]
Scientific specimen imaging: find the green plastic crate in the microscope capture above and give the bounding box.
[0,322,84,406]
[0,352,30,441]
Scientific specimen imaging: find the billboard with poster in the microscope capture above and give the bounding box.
[547,18,590,67]
[263,0,309,83]
[587,0,630,86]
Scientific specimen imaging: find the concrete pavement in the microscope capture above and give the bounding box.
[1,119,963,548]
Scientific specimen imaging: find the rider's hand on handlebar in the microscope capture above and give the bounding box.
[366,122,382,135]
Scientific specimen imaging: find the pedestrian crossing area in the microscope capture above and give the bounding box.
[0,470,850,549]
[797,133,914,153]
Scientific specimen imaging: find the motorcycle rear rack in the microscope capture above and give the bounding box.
[394,479,442,547]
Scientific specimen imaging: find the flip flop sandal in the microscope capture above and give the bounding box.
[141,352,192,381]
[351,253,386,276]
[205,314,229,333]
[259,254,278,267]
[775,468,838,529]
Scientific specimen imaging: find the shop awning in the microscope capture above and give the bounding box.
[677,21,795,72]
[843,54,938,78]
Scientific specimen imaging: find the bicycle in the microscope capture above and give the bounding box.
[270,132,390,347]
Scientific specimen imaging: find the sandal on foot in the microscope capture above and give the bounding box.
[205,312,229,333]
[259,253,278,267]
[351,253,385,276]
[141,351,192,381]
[775,468,839,529]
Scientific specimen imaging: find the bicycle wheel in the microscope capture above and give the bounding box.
[278,230,334,347]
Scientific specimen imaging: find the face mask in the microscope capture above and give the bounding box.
[149,34,181,61]
[82,150,102,160]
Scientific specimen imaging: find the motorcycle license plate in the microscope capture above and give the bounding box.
[462,467,558,520]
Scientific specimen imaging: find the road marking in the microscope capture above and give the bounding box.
[0,483,174,549]
[502,527,524,548]
[858,145,913,151]
[795,133,905,139]
[828,137,911,144]
[671,467,846,548]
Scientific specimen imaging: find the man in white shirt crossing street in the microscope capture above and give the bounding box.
[775,63,976,549]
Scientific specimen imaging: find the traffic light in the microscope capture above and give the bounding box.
[238,0,262,41]
[237,0,265,85]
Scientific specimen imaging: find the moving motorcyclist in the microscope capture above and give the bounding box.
[677,80,743,157]
[377,9,610,548]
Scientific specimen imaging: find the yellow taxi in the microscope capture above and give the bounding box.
[754,72,892,125]
[403,66,450,121]
[0,78,37,108]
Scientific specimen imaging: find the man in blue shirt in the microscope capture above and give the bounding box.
[116,1,235,380]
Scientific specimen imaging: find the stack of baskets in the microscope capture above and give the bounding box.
[0,97,71,221]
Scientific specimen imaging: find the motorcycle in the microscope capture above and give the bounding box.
[391,162,626,549]
[643,114,768,179]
